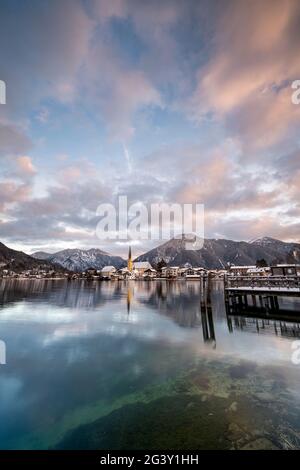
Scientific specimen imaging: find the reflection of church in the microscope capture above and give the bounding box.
[123,276,217,347]
[127,286,132,314]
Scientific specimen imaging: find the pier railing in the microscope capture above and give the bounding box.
[226,275,300,290]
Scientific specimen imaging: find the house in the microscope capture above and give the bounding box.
[143,267,157,279]
[86,268,98,278]
[195,267,207,275]
[246,267,270,277]
[133,261,153,277]
[178,267,188,277]
[271,264,300,277]
[185,267,201,279]
[101,266,117,278]
[214,269,228,279]
[118,267,132,279]
[161,266,179,278]
[229,265,256,276]
[185,267,197,276]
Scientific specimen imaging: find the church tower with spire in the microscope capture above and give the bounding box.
[127,245,133,272]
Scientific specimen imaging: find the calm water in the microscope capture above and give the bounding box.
[0,279,300,450]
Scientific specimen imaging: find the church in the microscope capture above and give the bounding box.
[127,246,153,277]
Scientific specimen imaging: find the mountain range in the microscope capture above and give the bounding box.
[134,236,300,268]
[0,236,300,273]
[31,248,126,272]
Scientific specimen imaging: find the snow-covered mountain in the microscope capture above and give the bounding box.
[249,236,285,247]
[134,236,300,268]
[26,235,300,271]
[249,236,300,262]
[32,248,126,272]
[30,251,51,260]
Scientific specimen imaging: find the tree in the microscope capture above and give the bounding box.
[155,259,167,273]
[256,258,268,268]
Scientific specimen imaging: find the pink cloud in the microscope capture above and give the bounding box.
[16,156,36,176]
[189,0,300,150]
[0,181,31,210]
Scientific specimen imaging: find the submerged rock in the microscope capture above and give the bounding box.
[228,402,238,412]
[254,392,274,402]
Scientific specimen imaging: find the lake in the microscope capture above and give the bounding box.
[0,279,300,450]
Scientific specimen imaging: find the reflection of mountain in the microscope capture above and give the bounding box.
[2,279,300,344]
[0,279,114,310]
[137,282,203,328]
[0,279,215,335]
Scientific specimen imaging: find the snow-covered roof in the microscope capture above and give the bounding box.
[230,265,256,270]
[133,262,152,269]
[274,264,300,268]
[247,267,267,273]
[101,265,117,272]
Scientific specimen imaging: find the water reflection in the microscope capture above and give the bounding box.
[227,315,300,339]
[1,278,300,347]
[0,279,300,449]
[225,284,300,341]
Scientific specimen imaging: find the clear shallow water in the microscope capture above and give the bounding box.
[0,279,300,449]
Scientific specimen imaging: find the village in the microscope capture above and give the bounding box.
[66,262,300,281]
[1,253,299,282]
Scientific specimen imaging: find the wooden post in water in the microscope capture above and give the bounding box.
[200,272,216,345]
[263,295,270,312]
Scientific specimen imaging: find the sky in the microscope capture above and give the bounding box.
[0,0,300,257]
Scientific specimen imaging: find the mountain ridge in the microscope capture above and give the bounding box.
[32,248,126,272]
[0,242,64,272]
[1,236,300,273]
[134,236,300,268]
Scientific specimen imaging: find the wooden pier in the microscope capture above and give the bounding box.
[225,275,300,314]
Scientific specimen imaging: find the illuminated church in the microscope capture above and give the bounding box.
[127,246,153,276]
[127,246,133,272]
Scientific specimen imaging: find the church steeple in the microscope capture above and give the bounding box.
[127,245,133,272]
